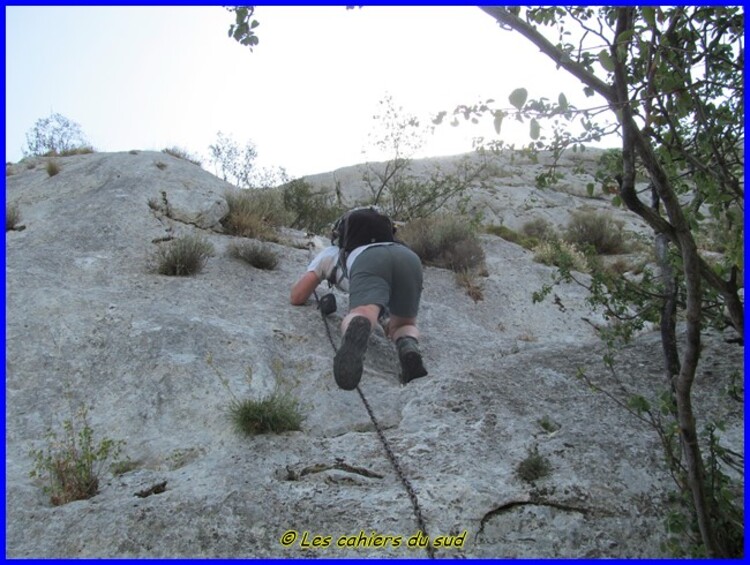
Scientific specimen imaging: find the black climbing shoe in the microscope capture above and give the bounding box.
[334,316,371,390]
[397,337,428,384]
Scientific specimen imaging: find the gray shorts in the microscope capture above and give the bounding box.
[348,244,423,318]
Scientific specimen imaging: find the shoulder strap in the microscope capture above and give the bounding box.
[326,248,348,287]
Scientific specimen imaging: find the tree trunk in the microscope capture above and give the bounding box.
[655,233,681,382]
[612,10,722,556]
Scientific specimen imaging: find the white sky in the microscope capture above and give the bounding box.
[5,5,615,178]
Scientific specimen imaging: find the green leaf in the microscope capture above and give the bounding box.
[628,395,651,414]
[642,7,656,28]
[598,50,615,72]
[616,29,634,46]
[586,182,595,197]
[558,93,568,111]
[529,118,540,140]
[509,88,528,110]
[493,110,505,134]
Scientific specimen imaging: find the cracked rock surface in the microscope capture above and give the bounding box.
[5,151,743,558]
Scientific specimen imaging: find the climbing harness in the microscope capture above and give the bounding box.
[312,288,436,559]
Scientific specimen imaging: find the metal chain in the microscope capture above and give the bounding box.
[313,289,436,559]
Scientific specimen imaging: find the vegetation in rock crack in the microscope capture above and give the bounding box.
[6,203,21,231]
[45,160,60,177]
[28,405,125,506]
[485,224,532,251]
[161,146,202,167]
[229,392,304,436]
[516,446,552,483]
[455,269,484,303]
[222,189,291,241]
[227,240,279,270]
[150,234,214,276]
[537,415,561,434]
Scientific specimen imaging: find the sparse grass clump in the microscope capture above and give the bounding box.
[223,189,291,241]
[150,234,214,276]
[46,160,60,177]
[228,240,279,270]
[485,224,540,250]
[6,203,21,231]
[399,214,485,272]
[516,446,551,483]
[564,210,629,255]
[533,239,589,273]
[29,406,125,506]
[486,219,557,251]
[455,269,484,302]
[537,415,561,434]
[521,217,557,242]
[52,146,95,157]
[162,146,202,166]
[229,392,303,436]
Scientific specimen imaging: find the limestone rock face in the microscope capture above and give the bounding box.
[5,151,742,558]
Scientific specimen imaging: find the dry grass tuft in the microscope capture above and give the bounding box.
[227,241,279,270]
[399,214,485,273]
[149,234,214,276]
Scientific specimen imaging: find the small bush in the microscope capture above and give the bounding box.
[229,392,303,436]
[228,241,279,270]
[46,160,60,177]
[455,269,484,302]
[533,239,589,273]
[564,210,629,255]
[6,203,21,231]
[537,415,561,434]
[485,224,537,250]
[281,178,344,234]
[516,446,551,483]
[29,406,125,506]
[521,217,556,242]
[162,146,202,166]
[155,161,167,170]
[24,112,91,156]
[223,188,291,240]
[150,234,214,276]
[399,214,485,273]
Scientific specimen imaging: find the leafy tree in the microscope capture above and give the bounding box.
[23,112,91,157]
[208,131,258,188]
[281,178,344,235]
[361,94,495,221]
[471,7,743,557]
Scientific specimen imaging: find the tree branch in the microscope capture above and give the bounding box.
[479,7,616,101]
